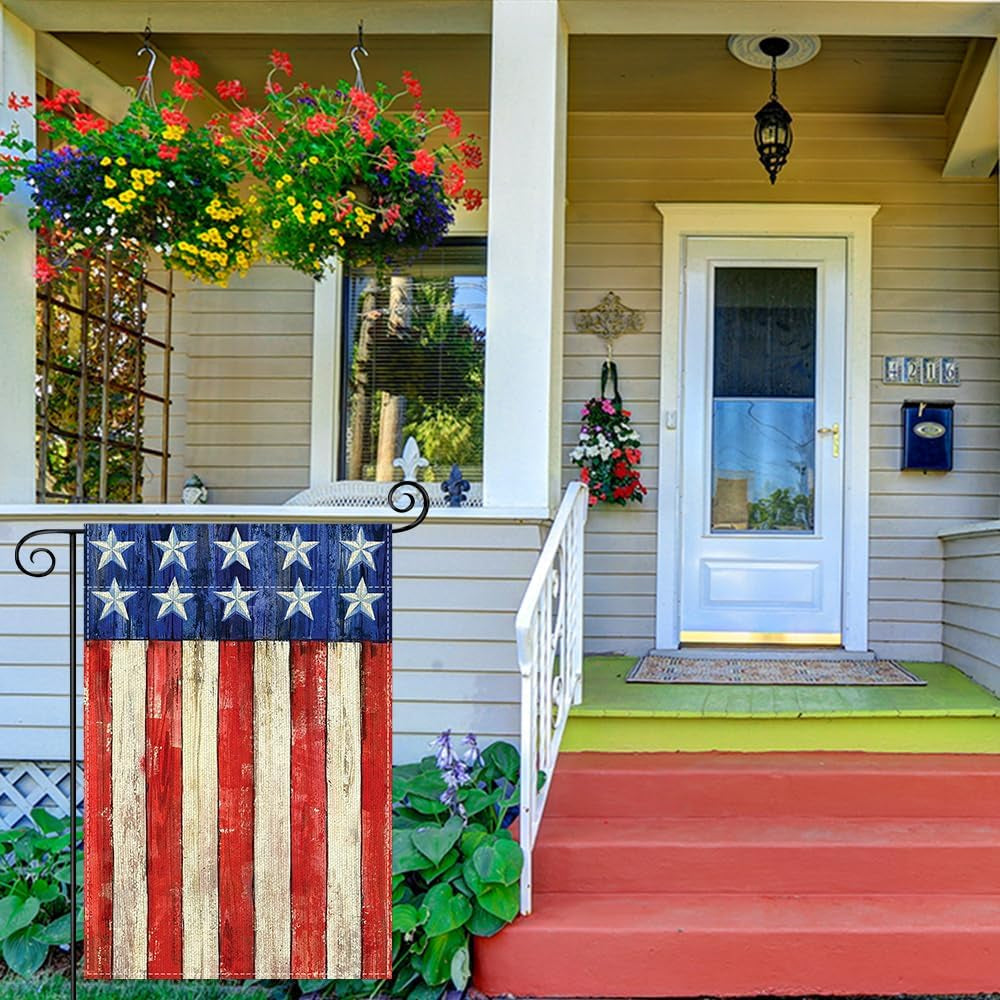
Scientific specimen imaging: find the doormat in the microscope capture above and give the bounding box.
[626,655,926,686]
[83,522,392,980]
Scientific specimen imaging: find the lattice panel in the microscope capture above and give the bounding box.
[0,761,83,829]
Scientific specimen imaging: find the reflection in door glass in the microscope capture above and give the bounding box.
[711,267,817,533]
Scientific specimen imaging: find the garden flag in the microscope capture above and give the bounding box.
[83,522,392,980]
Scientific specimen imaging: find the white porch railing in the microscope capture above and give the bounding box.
[516,481,588,915]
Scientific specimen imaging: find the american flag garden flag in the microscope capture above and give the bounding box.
[83,522,392,980]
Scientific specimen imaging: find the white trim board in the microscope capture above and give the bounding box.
[653,203,879,652]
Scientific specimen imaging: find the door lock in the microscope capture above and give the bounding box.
[817,422,840,458]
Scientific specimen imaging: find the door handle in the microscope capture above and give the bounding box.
[817,422,840,458]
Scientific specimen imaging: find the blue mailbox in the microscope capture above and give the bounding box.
[902,400,954,472]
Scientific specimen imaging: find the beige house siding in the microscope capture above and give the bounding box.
[942,527,1000,695]
[564,112,1000,661]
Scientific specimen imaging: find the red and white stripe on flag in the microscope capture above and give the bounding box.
[83,639,391,980]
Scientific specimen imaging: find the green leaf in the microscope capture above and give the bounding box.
[295,980,330,993]
[467,901,507,937]
[460,827,490,858]
[405,772,448,800]
[406,795,449,816]
[12,836,34,863]
[37,912,79,945]
[482,741,520,781]
[30,880,59,903]
[420,848,460,885]
[457,787,500,816]
[472,838,523,887]
[2,926,48,977]
[412,815,463,866]
[450,943,470,990]
[392,830,434,874]
[413,927,465,986]
[392,903,423,935]
[407,985,443,1000]
[30,809,67,835]
[476,882,519,923]
[420,883,472,937]
[0,895,41,941]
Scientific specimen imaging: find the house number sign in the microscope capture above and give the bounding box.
[883,356,960,386]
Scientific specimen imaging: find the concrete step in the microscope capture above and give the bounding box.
[474,891,1000,997]
[533,815,1000,894]
[545,751,1000,818]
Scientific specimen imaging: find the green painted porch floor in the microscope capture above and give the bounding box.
[574,657,1000,719]
[563,657,1000,752]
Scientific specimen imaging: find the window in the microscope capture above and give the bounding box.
[339,239,487,484]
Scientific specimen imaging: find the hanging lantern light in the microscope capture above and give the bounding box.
[754,36,793,184]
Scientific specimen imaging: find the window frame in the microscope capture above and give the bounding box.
[332,235,489,482]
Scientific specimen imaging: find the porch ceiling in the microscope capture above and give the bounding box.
[53,32,492,110]
[569,35,971,114]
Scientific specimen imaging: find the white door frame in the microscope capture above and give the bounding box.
[654,203,880,652]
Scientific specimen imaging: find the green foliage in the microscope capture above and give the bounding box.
[747,486,814,531]
[259,737,522,1000]
[0,810,81,978]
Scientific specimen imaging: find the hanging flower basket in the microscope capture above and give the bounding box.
[1,59,258,285]
[570,362,648,507]
[212,52,484,276]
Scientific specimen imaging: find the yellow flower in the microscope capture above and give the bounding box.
[281,174,292,183]
[347,190,356,201]
[162,125,185,142]
[115,157,126,166]
[100,156,112,166]
[218,154,231,165]
[104,176,117,189]
[308,156,319,165]
[286,195,297,206]
[120,189,137,202]
[132,180,144,191]
[293,204,306,224]
[271,219,281,229]
[312,200,322,210]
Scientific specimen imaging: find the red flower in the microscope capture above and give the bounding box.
[305,112,336,136]
[40,96,64,112]
[379,144,398,171]
[444,162,465,198]
[357,119,375,145]
[580,467,590,484]
[7,92,30,111]
[264,79,284,95]
[442,108,462,138]
[160,108,189,128]
[170,56,201,79]
[621,409,631,417]
[270,49,293,76]
[411,149,435,177]
[229,107,263,135]
[157,144,180,161]
[458,141,483,170]
[380,203,402,232]
[216,79,246,102]
[37,120,54,133]
[463,188,483,211]
[173,79,198,100]
[349,87,377,121]
[73,111,107,135]
[401,71,422,99]
[34,256,57,284]
[613,461,628,479]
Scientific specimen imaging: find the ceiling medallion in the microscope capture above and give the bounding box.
[727,34,822,69]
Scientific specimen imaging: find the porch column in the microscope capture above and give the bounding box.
[482,0,568,512]
[0,4,35,503]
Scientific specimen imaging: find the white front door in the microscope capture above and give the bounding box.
[679,237,847,645]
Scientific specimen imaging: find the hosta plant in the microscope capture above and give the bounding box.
[0,809,82,977]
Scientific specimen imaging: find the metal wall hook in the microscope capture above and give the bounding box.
[350,20,368,91]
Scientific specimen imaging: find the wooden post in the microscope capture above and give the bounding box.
[375,392,406,482]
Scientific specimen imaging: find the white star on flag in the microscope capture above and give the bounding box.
[152,527,196,571]
[92,579,137,621]
[152,578,195,621]
[214,527,257,570]
[341,527,383,571]
[214,578,258,622]
[90,528,135,570]
[340,577,384,621]
[277,578,322,621]
[275,528,319,570]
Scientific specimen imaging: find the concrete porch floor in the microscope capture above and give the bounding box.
[562,657,1000,753]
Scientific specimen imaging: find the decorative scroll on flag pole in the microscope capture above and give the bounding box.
[13,482,429,990]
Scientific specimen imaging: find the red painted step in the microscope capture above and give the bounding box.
[532,816,1000,894]
[545,751,1000,818]
[474,892,1000,998]
[474,753,1000,997]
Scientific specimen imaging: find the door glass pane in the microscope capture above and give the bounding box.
[711,267,817,533]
